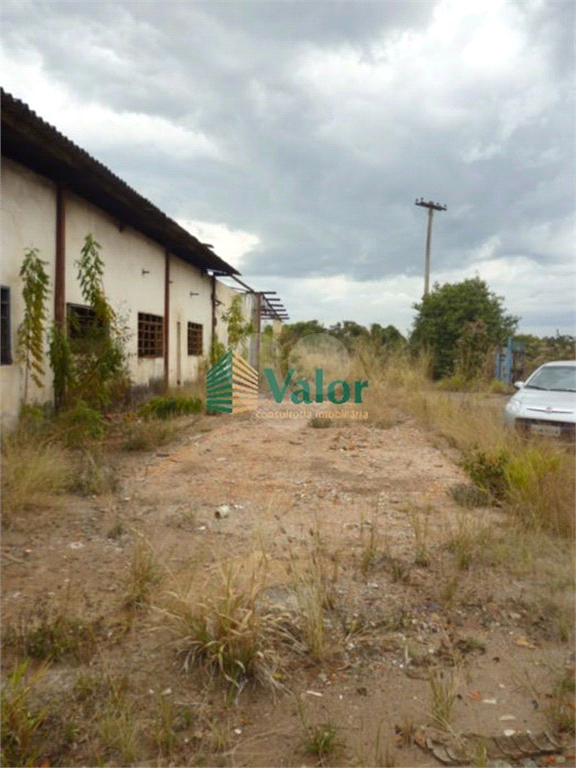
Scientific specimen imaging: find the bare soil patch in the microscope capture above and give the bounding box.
[2,405,574,767]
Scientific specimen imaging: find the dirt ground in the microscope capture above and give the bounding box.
[2,402,575,767]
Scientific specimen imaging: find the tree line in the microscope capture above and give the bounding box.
[266,277,574,382]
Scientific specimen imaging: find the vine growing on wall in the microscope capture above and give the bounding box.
[16,248,50,404]
[49,234,130,411]
[73,234,130,408]
[76,234,111,323]
[210,335,226,365]
[222,294,254,357]
[48,324,72,412]
[209,295,253,364]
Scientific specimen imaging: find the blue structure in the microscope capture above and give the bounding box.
[495,337,525,385]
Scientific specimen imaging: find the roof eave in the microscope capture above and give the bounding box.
[1,89,239,276]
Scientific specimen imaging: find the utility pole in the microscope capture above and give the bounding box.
[415,198,447,296]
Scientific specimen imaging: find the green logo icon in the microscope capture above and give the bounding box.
[206,350,259,413]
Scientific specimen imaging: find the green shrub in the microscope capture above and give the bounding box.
[57,401,105,445]
[461,448,510,503]
[505,447,574,536]
[138,396,203,420]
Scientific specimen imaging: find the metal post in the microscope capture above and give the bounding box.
[211,274,217,359]
[54,185,66,410]
[163,249,170,390]
[250,292,261,370]
[55,186,66,329]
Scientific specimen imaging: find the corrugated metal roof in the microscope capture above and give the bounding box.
[1,88,239,276]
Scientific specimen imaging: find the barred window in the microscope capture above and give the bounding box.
[138,313,164,358]
[187,322,203,356]
[1,286,12,365]
[67,303,106,353]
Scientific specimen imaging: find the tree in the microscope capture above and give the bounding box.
[369,323,406,348]
[49,234,130,410]
[16,248,50,404]
[221,294,254,356]
[515,332,575,377]
[410,277,519,379]
[278,320,326,347]
[328,320,368,345]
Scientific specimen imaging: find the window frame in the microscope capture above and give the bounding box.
[67,303,107,353]
[1,286,12,366]
[187,322,203,356]
[138,312,164,358]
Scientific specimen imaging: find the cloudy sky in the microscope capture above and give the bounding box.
[2,0,574,336]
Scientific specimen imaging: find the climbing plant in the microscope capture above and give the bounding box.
[72,234,129,408]
[210,335,226,365]
[222,294,254,356]
[48,323,72,411]
[16,248,50,404]
[49,234,130,411]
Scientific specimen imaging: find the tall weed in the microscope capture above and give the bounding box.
[165,563,288,699]
[352,347,574,539]
[1,661,47,768]
[1,435,72,516]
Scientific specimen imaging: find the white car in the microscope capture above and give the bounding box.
[503,360,576,438]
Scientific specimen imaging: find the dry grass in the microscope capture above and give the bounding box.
[123,539,162,610]
[121,419,179,451]
[445,514,498,571]
[428,667,459,729]
[438,511,575,644]
[169,379,205,403]
[409,507,431,567]
[295,576,328,661]
[3,612,102,664]
[1,347,573,767]
[292,523,340,661]
[164,560,291,700]
[0,661,48,768]
[358,348,575,540]
[505,445,575,538]
[358,516,381,576]
[356,347,574,662]
[1,436,73,516]
[303,721,340,765]
[1,427,118,519]
[2,404,184,522]
[547,665,576,734]
[96,698,139,765]
[70,447,118,496]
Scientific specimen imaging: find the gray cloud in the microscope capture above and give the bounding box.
[2,0,574,334]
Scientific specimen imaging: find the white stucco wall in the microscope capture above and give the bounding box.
[168,255,213,386]
[1,159,57,424]
[214,282,259,365]
[64,192,168,387]
[1,157,263,426]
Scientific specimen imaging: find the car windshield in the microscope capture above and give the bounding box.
[526,365,576,392]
